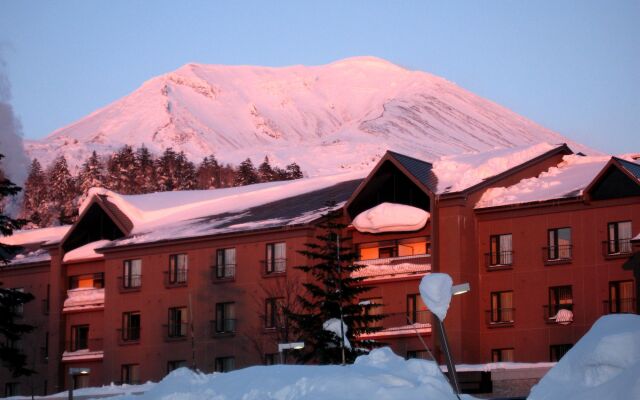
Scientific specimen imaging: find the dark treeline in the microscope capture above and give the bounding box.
[20,146,304,228]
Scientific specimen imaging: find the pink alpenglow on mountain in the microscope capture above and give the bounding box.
[25,57,581,175]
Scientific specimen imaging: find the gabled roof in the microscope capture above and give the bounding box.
[386,151,437,193]
[615,157,640,182]
[583,157,640,200]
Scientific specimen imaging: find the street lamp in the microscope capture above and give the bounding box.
[278,341,304,364]
[68,367,90,400]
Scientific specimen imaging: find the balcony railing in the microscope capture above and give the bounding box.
[542,245,572,265]
[40,346,48,364]
[65,338,103,353]
[485,251,514,270]
[118,275,142,291]
[602,239,633,258]
[42,298,50,315]
[211,319,237,335]
[603,298,636,314]
[485,308,515,327]
[543,304,574,324]
[164,322,189,340]
[164,269,188,287]
[117,327,141,344]
[358,311,432,339]
[352,254,431,279]
[262,258,287,275]
[213,264,236,280]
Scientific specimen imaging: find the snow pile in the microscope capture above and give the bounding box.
[0,225,70,246]
[63,288,105,311]
[551,309,574,325]
[433,143,558,193]
[352,256,431,280]
[419,273,453,321]
[477,154,610,208]
[528,314,640,400]
[62,239,111,262]
[115,347,463,400]
[352,202,429,233]
[323,318,352,349]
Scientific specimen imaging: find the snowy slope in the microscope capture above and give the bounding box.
[25,57,581,174]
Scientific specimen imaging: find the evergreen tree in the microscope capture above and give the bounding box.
[0,154,35,377]
[258,156,276,182]
[175,151,196,190]
[107,145,137,194]
[21,159,48,226]
[196,155,220,189]
[155,148,178,191]
[288,204,383,364]
[218,164,236,188]
[285,162,304,180]
[47,155,77,224]
[273,166,289,181]
[78,151,106,201]
[134,146,156,193]
[233,158,259,186]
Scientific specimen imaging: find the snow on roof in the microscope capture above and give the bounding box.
[633,233,640,242]
[62,240,110,263]
[432,142,559,193]
[0,225,71,246]
[352,203,429,234]
[476,154,610,209]
[63,288,105,312]
[5,248,51,266]
[352,254,431,280]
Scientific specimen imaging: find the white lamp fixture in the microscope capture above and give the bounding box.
[451,283,470,296]
[69,367,91,375]
[278,341,305,352]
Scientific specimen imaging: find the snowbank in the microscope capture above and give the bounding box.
[114,347,465,400]
[62,239,111,262]
[528,314,640,400]
[323,318,351,349]
[352,202,429,233]
[419,273,453,321]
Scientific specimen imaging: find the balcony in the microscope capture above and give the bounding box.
[351,254,431,280]
[543,304,574,325]
[212,264,236,282]
[63,288,105,312]
[602,239,633,259]
[164,269,188,288]
[210,319,237,336]
[485,251,514,271]
[603,298,636,314]
[358,311,432,340]
[542,245,572,265]
[485,308,515,327]
[117,327,141,345]
[262,258,287,276]
[62,338,104,362]
[164,323,189,341]
[118,275,142,292]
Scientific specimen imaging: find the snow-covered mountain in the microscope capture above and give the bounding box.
[25,57,581,175]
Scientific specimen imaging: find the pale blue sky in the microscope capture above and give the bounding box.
[0,1,638,154]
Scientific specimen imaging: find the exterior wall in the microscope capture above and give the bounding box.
[475,196,638,362]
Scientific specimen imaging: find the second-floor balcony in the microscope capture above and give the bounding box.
[62,338,104,362]
[352,254,431,280]
[358,311,432,340]
[63,287,105,312]
[603,298,636,315]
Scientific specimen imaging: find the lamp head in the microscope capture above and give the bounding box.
[451,283,470,296]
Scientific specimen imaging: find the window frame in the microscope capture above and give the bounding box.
[122,259,142,289]
[168,306,188,338]
[70,324,89,351]
[215,302,236,333]
[265,242,286,274]
[120,363,140,385]
[121,311,141,342]
[489,234,513,266]
[168,254,188,284]
[547,227,572,260]
[489,291,514,324]
[216,248,236,279]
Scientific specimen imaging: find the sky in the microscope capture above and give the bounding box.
[0,0,638,154]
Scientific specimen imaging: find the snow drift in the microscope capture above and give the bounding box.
[352,202,429,233]
[528,314,640,400]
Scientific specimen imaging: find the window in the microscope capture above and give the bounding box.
[10,288,25,316]
[216,248,236,279]
[69,273,104,289]
[167,360,187,373]
[358,237,430,260]
[168,254,188,284]
[123,259,142,289]
[550,344,573,361]
[489,291,514,324]
[215,356,235,372]
[72,372,90,389]
[264,353,279,365]
[121,364,140,384]
[407,294,428,323]
[609,280,635,314]
[265,297,283,329]
[491,348,514,362]
[265,243,286,273]
[70,325,89,351]
[406,350,430,360]
[607,221,632,254]
[215,302,236,333]
[121,312,141,341]
[546,286,573,323]
[168,307,188,338]
[5,382,18,397]
[489,234,513,266]
[547,227,572,260]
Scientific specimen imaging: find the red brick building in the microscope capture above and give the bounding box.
[1,144,638,397]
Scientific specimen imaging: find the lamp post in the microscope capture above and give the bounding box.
[278,341,304,364]
[68,367,90,400]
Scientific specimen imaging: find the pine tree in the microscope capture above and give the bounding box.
[107,145,137,194]
[0,153,35,377]
[134,146,156,193]
[21,159,48,226]
[196,155,220,189]
[218,164,236,188]
[155,148,178,191]
[234,158,259,186]
[258,156,275,182]
[47,155,77,224]
[288,204,383,364]
[176,151,196,190]
[78,151,106,201]
[285,162,304,180]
